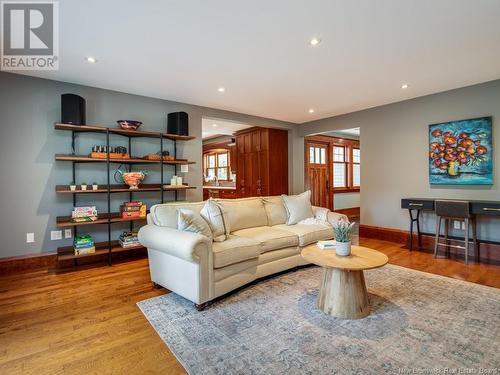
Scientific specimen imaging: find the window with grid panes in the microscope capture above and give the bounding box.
[204,150,230,180]
[333,146,347,187]
[352,148,360,187]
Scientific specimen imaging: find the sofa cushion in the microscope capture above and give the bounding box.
[273,223,333,247]
[216,197,268,232]
[258,247,300,265]
[212,235,260,268]
[201,199,230,242]
[150,201,205,228]
[232,226,298,253]
[282,191,314,225]
[262,196,287,226]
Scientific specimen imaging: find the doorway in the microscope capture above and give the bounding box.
[304,128,360,220]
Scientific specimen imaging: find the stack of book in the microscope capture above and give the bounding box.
[73,234,95,255]
[120,201,146,219]
[119,230,140,248]
[317,240,336,250]
[71,206,98,223]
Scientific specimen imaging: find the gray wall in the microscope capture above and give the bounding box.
[297,79,500,242]
[0,72,295,258]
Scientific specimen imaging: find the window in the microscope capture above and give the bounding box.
[332,145,360,190]
[352,148,360,187]
[333,146,347,188]
[204,150,230,181]
[309,146,326,164]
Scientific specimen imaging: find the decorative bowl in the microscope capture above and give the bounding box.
[116,170,148,189]
[117,120,143,131]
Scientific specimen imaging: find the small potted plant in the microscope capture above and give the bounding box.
[81,182,88,191]
[69,181,77,191]
[333,219,356,256]
[92,182,99,191]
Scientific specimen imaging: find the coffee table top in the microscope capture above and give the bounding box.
[301,244,388,271]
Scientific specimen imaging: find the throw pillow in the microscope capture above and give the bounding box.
[262,196,288,226]
[200,198,230,242]
[177,209,213,240]
[282,190,314,225]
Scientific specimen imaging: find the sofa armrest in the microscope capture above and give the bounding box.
[327,211,348,225]
[312,206,348,225]
[138,225,212,262]
[312,206,330,221]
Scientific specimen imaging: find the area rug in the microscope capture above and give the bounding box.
[137,265,500,374]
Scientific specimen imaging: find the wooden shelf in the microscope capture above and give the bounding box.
[56,184,196,194]
[56,212,148,228]
[57,240,144,261]
[55,154,196,165]
[55,123,196,141]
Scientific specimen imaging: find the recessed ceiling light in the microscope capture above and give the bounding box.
[308,109,315,114]
[217,87,225,93]
[309,38,321,46]
[85,56,97,63]
[401,83,409,89]
[212,123,218,127]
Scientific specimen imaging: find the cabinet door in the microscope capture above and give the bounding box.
[257,150,269,196]
[229,145,237,173]
[244,152,259,197]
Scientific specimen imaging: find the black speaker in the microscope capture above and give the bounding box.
[61,94,86,125]
[167,111,189,136]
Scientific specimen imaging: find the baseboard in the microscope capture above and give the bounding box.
[0,248,147,275]
[360,224,500,265]
[334,207,360,217]
[0,252,57,274]
[359,224,408,243]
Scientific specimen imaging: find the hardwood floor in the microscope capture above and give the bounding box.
[0,258,183,375]
[0,238,499,374]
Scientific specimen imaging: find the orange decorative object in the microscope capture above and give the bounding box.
[117,171,148,190]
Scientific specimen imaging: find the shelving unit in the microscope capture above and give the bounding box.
[54,122,196,266]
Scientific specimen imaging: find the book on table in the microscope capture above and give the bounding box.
[317,240,337,250]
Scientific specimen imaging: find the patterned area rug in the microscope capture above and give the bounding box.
[137,265,500,374]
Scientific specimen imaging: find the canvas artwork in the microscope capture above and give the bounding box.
[429,117,493,185]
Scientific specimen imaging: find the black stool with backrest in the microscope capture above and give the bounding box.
[434,200,478,264]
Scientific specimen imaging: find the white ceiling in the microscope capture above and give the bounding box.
[18,0,500,123]
[202,117,253,139]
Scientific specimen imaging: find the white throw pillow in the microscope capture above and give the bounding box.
[200,198,230,242]
[177,209,213,240]
[282,191,314,225]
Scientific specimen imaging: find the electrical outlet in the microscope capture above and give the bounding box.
[26,233,35,243]
[64,229,72,239]
[51,230,62,240]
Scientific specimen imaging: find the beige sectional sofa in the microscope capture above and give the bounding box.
[138,196,347,308]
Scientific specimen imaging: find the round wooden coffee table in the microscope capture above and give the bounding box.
[301,244,388,319]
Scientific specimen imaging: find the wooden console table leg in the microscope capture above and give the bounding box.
[318,267,370,319]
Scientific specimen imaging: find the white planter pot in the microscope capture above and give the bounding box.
[92,185,98,190]
[69,185,76,191]
[81,185,87,191]
[335,241,351,257]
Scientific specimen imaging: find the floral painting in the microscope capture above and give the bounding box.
[429,117,493,185]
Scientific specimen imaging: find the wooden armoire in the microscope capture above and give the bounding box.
[234,127,288,197]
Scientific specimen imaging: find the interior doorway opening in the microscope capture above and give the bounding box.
[304,128,360,222]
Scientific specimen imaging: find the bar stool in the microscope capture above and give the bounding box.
[434,200,478,264]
